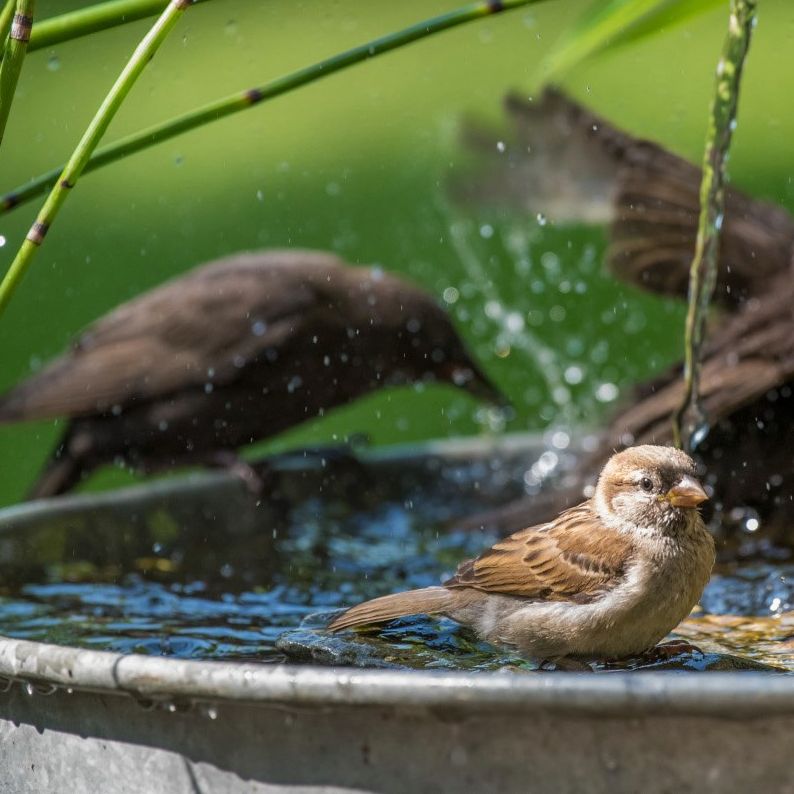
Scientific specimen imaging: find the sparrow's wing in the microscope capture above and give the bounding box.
[609,139,794,304]
[455,88,794,306]
[444,502,634,603]
[0,251,343,422]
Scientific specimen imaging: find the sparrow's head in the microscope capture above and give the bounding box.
[595,445,708,534]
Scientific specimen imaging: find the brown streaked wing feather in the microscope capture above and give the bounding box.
[457,86,794,304]
[0,252,343,421]
[610,274,794,446]
[444,502,634,603]
[609,136,794,304]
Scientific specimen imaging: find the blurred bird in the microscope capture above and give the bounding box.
[455,87,794,306]
[0,250,504,499]
[454,89,794,540]
[331,446,714,661]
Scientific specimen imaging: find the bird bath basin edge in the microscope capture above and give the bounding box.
[0,432,792,793]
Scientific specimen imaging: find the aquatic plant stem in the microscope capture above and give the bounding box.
[0,0,34,147]
[672,0,756,451]
[0,0,194,317]
[0,0,543,216]
[27,0,208,53]
[0,0,15,48]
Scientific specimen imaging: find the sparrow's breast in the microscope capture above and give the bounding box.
[488,526,714,659]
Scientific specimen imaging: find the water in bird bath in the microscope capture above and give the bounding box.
[0,442,789,672]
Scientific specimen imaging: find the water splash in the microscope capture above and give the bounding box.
[446,215,569,421]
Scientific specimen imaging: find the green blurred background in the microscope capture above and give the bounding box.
[0,0,792,506]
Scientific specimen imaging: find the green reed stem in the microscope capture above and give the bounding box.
[0,0,542,216]
[28,0,208,53]
[0,0,15,47]
[0,0,34,147]
[0,0,195,317]
[672,0,756,451]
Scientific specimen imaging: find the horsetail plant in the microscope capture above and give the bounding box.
[0,0,195,317]
[27,0,208,53]
[673,0,757,451]
[0,0,34,147]
[0,0,16,49]
[0,0,544,221]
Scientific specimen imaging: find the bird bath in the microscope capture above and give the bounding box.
[0,433,792,792]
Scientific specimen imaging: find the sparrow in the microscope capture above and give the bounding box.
[455,87,794,306]
[0,249,504,499]
[330,446,714,661]
[454,88,794,538]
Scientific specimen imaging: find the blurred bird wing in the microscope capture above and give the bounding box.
[614,276,794,445]
[444,502,634,603]
[456,88,794,306]
[0,260,321,420]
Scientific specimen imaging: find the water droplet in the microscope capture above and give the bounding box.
[47,55,60,72]
[689,421,710,450]
[552,385,570,405]
[536,212,547,226]
[484,300,502,319]
[251,320,267,336]
[595,382,619,402]
[0,235,6,247]
[442,286,459,304]
[496,141,506,153]
[551,430,570,450]
[225,19,238,36]
[548,305,566,322]
[504,311,524,334]
[479,224,494,239]
[564,365,584,385]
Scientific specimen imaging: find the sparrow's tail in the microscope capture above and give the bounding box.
[328,586,453,632]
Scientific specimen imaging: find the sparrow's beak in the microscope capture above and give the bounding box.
[666,475,709,508]
[446,360,511,408]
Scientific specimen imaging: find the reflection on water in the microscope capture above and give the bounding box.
[0,446,789,671]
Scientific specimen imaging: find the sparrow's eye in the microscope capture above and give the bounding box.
[640,477,654,492]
